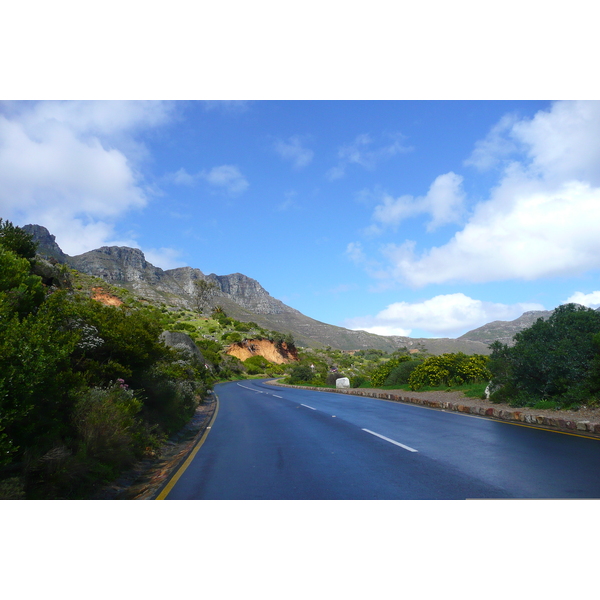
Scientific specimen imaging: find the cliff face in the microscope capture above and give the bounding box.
[68,246,190,306]
[70,246,162,283]
[24,225,301,315]
[207,273,300,315]
[22,224,69,262]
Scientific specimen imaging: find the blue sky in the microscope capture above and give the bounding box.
[3,99,600,338]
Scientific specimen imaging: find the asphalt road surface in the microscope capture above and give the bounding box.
[164,379,600,499]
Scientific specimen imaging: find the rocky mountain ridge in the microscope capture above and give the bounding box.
[23,224,565,354]
[25,224,397,350]
[457,310,555,345]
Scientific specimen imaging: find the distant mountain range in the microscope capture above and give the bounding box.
[24,224,561,354]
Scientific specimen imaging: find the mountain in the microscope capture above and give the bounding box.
[24,225,406,351]
[22,224,69,262]
[458,310,555,346]
[25,224,542,354]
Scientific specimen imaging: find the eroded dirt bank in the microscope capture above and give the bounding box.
[226,339,298,364]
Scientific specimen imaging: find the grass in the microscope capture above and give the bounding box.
[373,381,488,399]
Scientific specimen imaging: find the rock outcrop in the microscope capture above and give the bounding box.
[31,257,72,289]
[22,224,69,263]
[160,331,206,364]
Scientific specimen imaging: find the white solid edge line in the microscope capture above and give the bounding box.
[362,429,418,453]
[301,404,316,410]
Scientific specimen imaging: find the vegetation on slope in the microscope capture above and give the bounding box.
[0,220,303,498]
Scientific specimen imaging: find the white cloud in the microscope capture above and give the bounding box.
[565,291,600,308]
[167,167,196,186]
[165,164,249,195]
[367,172,465,235]
[368,101,600,287]
[345,293,545,338]
[274,135,314,169]
[200,165,249,195]
[512,100,600,186]
[327,132,412,180]
[464,113,520,171]
[383,180,600,287]
[0,100,172,255]
[465,102,600,187]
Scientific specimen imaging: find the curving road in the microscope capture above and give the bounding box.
[164,379,600,499]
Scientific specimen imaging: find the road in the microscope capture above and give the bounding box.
[164,379,600,499]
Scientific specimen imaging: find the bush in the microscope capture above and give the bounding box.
[384,360,423,386]
[23,382,163,499]
[408,353,491,390]
[370,355,411,387]
[223,332,242,344]
[289,365,313,384]
[351,375,368,388]
[173,322,196,333]
[244,355,272,375]
[326,372,345,386]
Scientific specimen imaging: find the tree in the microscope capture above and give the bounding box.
[0,219,37,260]
[488,303,600,406]
[193,279,218,314]
[0,246,45,318]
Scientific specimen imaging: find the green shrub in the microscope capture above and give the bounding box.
[384,360,423,386]
[408,353,491,390]
[223,332,242,344]
[370,355,411,387]
[326,372,345,386]
[289,365,313,384]
[351,375,368,388]
[173,322,196,333]
[244,355,272,375]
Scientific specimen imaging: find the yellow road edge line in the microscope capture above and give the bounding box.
[488,418,600,440]
[155,394,220,500]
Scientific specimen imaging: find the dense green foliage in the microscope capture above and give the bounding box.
[408,353,491,390]
[488,303,600,408]
[369,355,411,387]
[0,218,38,260]
[384,359,423,386]
[288,365,314,384]
[243,355,284,376]
[0,221,217,498]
